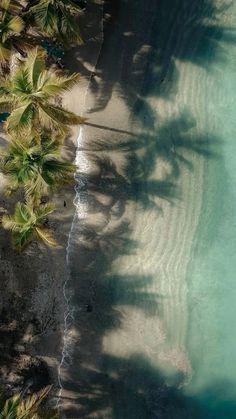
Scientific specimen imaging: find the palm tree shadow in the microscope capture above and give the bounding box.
[106,274,164,316]
[61,108,222,414]
[72,0,235,114]
[65,219,162,376]
[63,352,236,419]
[77,111,221,214]
[59,0,226,414]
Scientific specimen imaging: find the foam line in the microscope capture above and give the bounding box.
[56,4,105,407]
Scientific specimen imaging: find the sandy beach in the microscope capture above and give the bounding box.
[57,0,211,417]
[1,0,235,418]
[0,0,209,415]
[0,0,104,406]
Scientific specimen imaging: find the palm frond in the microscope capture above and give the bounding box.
[24,47,46,89]
[0,0,22,14]
[6,104,35,133]
[7,16,25,34]
[35,202,55,220]
[0,394,59,419]
[39,103,85,128]
[2,131,75,198]
[12,228,33,251]
[4,176,20,196]
[28,0,83,44]
[0,88,13,99]
[0,394,21,419]
[0,43,11,62]
[16,386,52,418]
[59,12,83,44]
[29,1,58,35]
[13,69,32,97]
[0,2,25,63]
[35,227,57,247]
[1,214,21,231]
[25,174,49,198]
[14,201,34,224]
[61,0,83,14]
[41,72,80,96]
[2,202,56,251]
[12,35,37,56]
[0,48,83,135]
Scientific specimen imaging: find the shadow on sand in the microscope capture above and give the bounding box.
[61,111,220,416]
[59,0,230,417]
[63,353,236,419]
[0,292,52,400]
[66,0,235,116]
[77,110,219,213]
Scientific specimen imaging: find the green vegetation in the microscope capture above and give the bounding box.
[1,132,75,200]
[2,201,57,251]
[0,1,25,63]
[27,0,84,45]
[0,1,84,251]
[0,386,59,418]
[0,47,83,134]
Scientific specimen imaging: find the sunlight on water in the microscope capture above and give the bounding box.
[62,0,236,416]
[185,1,236,416]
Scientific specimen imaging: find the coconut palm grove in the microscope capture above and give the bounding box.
[0,0,85,415]
[0,0,84,252]
[1,0,236,418]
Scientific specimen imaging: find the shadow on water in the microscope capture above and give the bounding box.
[61,0,229,416]
[61,354,236,419]
[63,34,223,419]
[77,111,219,213]
[63,115,219,416]
[67,0,236,115]
[63,353,236,419]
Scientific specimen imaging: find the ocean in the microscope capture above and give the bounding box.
[62,0,236,417]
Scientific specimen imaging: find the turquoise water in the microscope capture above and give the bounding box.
[186,3,236,414]
[62,1,236,417]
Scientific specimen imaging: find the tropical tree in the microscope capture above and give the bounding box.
[26,0,83,45]
[2,201,57,251]
[1,132,76,200]
[0,386,59,418]
[0,0,25,63]
[0,47,83,135]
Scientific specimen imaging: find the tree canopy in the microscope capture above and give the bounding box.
[0,1,84,251]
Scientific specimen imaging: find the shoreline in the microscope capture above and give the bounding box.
[56,1,209,417]
[0,0,104,405]
[0,1,231,418]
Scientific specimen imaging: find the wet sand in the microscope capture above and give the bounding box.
[0,0,104,404]
[58,0,219,417]
[0,1,231,418]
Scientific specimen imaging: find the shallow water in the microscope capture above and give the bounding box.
[62,0,236,417]
[185,1,236,416]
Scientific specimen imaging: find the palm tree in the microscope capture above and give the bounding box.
[27,0,83,45]
[2,201,57,251]
[0,0,25,63]
[1,132,76,200]
[0,47,84,135]
[0,386,59,418]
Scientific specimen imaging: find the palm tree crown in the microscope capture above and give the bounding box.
[2,201,57,251]
[0,385,59,418]
[0,0,25,62]
[0,47,83,134]
[27,0,83,45]
[1,132,76,199]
